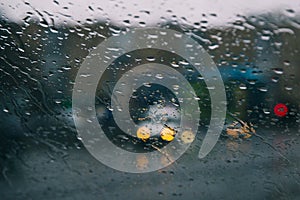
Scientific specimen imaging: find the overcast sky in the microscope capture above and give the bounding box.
[0,0,299,27]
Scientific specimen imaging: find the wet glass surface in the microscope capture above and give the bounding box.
[0,0,299,199]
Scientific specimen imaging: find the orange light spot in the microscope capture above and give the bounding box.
[160,127,176,141]
[180,130,195,143]
[137,126,151,142]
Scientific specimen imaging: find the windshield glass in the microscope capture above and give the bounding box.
[0,1,299,199]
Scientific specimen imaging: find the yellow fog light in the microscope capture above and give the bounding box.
[136,126,151,142]
[160,127,176,141]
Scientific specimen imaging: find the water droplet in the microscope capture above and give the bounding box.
[18,48,25,52]
[197,75,204,80]
[170,61,179,68]
[261,35,270,41]
[172,85,179,90]
[258,87,268,92]
[155,74,163,79]
[80,73,91,78]
[53,0,59,5]
[109,27,121,35]
[208,44,219,50]
[194,96,200,100]
[271,77,279,83]
[285,86,293,91]
[174,33,183,38]
[139,21,146,27]
[123,20,130,26]
[247,79,257,85]
[239,84,247,90]
[284,9,295,18]
[158,192,164,196]
[263,109,270,114]
[283,60,290,66]
[146,56,155,62]
[272,68,283,75]
[179,60,189,66]
[143,82,151,87]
